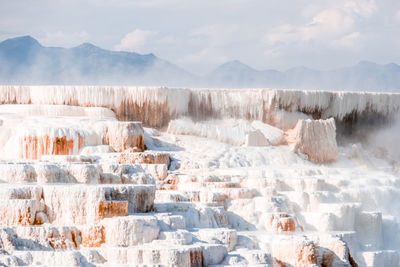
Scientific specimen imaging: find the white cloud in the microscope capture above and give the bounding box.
[114,29,156,53]
[310,8,355,33]
[264,0,376,49]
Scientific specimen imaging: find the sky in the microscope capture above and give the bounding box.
[1,0,400,74]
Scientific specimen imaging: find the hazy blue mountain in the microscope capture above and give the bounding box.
[207,60,400,91]
[1,36,400,91]
[0,36,195,85]
[205,60,283,87]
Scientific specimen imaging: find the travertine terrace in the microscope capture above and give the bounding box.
[0,86,399,267]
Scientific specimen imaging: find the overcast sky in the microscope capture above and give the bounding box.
[1,0,400,74]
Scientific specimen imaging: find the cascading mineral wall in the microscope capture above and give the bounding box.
[0,86,191,128]
[0,86,399,131]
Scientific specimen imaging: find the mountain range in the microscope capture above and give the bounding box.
[0,35,399,91]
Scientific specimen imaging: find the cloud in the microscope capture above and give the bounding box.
[114,29,157,53]
[264,0,376,49]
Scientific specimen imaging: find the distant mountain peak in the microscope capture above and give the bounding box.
[221,60,250,67]
[355,60,380,68]
[216,60,257,72]
[74,42,103,52]
[285,66,315,73]
[0,35,194,86]
[0,35,42,49]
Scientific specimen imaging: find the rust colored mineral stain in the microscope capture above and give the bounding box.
[52,136,74,155]
[101,122,145,152]
[78,135,85,149]
[20,135,83,159]
[270,214,296,232]
[189,249,203,267]
[81,225,105,247]
[115,99,172,128]
[117,153,170,165]
[17,207,32,226]
[98,201,129,218]
[297,244,318,266]
[277,217,296,232]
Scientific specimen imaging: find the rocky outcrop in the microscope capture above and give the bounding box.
[286,118,339,162]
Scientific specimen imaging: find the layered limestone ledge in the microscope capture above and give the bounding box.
[101,243,227,266]
[0,161,157,185]
[0,109,145,159]
[97,151,171,165]
[42,184,155,225]
[0,199,42,226]
[0,184,155,227]
[0,185,42,200]
[154,202,229,228]
[2,225,81,250]
[102,215,160,247]
[0,104,116,118]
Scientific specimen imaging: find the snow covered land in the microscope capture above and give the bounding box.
[0,86,399,266]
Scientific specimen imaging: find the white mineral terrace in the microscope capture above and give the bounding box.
[0,87,399,267]
[1,86,400,128]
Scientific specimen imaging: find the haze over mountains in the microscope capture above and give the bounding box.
[0,36,399,91]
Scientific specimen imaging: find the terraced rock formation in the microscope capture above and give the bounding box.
[0,87,398,266]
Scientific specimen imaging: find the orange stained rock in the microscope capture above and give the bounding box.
[166,175,179,190]
[268,213,304,233]
[117,152,170,165]
[270,214,296,232]
[277,217,296,232]
[78,135,85,149]
[98,200,129,219]
[158,174,180,190]
[297,243,318,266]
[101,122,145,152]
[116,99,172,128]
[81,225,105,247]
[33,212,47,225]
[284,119,338,163]
[17,207,34,226]
[274,242,318,267]
[0,202,37,226]
[20,134,85,160]
[189,249,203,267]
[123,147,143,153]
